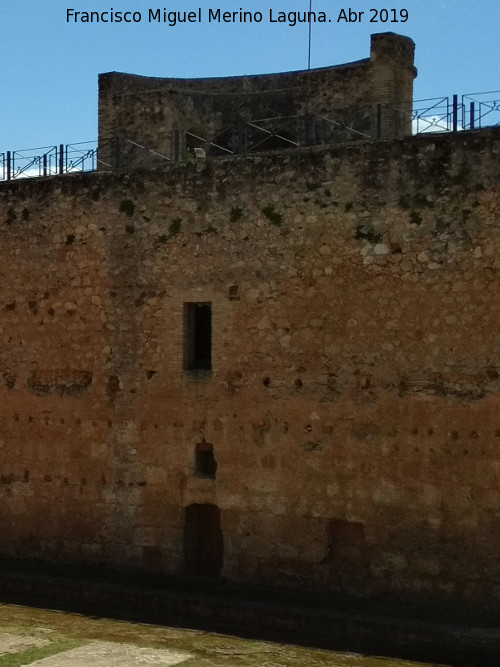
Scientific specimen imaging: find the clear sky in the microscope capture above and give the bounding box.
[1,1,499,150]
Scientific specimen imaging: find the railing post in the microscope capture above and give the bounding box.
[470,102,475,130]
[231,124,239,155]
[376,104,382,139]
[6,151,11,181]
[240,120,248,154]
[452,95,458,132]
[172,130,180,163]
[116,137,121,169]
[59,144,64,174]
[304,115,315,146]
[233,120,246,155]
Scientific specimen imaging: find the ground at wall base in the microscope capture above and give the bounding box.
[0,558,496,666]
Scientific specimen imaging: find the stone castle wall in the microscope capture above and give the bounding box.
[0,127,499,604]
[97,32,416,167]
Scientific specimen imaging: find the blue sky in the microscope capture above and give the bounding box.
[1,1,499,150]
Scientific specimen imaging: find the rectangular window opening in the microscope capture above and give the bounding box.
[195,443,217,479]
[184,302,212,371]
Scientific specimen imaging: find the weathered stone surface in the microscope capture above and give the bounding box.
[0,105,499,606]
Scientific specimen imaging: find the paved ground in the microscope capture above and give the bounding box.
[29,641,191,666]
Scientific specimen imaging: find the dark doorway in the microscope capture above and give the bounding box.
[326,519,368,592]
[184,503,223,577]
[184,302,212,371]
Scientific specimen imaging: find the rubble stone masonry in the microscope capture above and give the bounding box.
[0,126,499,605]
[98,32,416,167]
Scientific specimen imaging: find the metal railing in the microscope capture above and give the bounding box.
[1,91,498,181]
[462,91,500,130]
[411,92,500,133]
[0,141,105,181]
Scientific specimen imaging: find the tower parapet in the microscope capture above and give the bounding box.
[98,32,416,168]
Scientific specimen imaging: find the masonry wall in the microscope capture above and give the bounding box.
[98,32,416,166]
[0,127,499,604]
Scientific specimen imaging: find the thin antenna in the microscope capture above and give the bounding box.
[307,0,312,69]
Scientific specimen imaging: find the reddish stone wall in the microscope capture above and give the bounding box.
[0,127,499,604]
